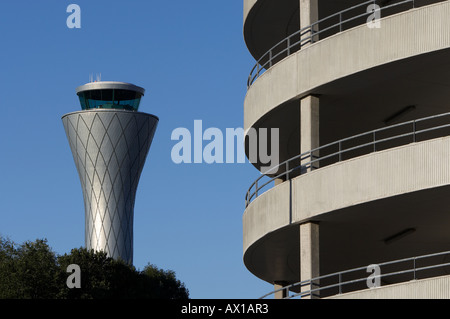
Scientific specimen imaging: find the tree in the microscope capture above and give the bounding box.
[140,264,189,299]
[0,237,189,299]
[0,238,59,298]
[57,248,116,299]
[57,247,146,299]
[0,237,19,298]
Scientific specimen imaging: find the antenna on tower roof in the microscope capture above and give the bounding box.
[96,73,102,82]
[89,73,93,83]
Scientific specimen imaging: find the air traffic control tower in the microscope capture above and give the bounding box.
[62,81,158,264]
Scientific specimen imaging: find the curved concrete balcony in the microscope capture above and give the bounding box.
[260,250,450,299]
[245,0,446,88]
[243,118,450,288]
[329,274,450,299]
[244,0,450,169]
[243,0,398,62]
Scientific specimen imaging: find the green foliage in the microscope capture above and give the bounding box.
[139,264,190,299]
[0,238,59,298]
[0,237,189,299]
[0,237,20,298]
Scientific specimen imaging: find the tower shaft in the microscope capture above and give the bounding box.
[63,109,158,264]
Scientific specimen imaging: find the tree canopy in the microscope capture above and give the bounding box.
[0,237,189,299]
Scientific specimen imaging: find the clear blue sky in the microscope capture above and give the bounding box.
[0,0,272,298]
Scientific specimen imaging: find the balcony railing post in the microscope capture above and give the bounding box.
[287,37,291,56]
[339,273,342,294]
[246,190,249,208]
[413,257,417,280]
[255,180,258,198]
[413,121,416,143]
[286,161,290,180]
[373,132,376,152]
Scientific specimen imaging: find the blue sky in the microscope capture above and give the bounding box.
[0,1,272,298]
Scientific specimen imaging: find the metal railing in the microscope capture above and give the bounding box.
[247,0,428,88]
[260,250,450,299]
[245,111,450,208]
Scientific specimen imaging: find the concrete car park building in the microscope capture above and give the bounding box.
[242,0,450,298]
[62,81,158,265]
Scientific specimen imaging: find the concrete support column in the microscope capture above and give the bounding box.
[300,222,320,299]
[300,0,319,45]
[274,281,289,299]
[300,95,320,172]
